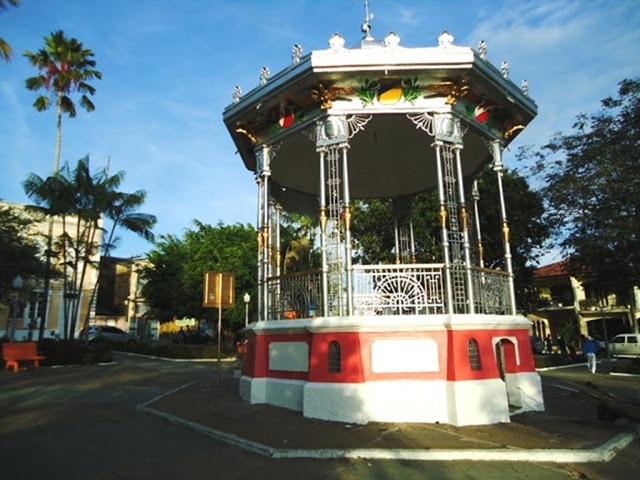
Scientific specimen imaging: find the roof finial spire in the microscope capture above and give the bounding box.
[361,0,373,38]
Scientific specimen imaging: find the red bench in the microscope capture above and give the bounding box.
[1,342,46,372]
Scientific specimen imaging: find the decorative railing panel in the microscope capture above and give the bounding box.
[471,267,512,315]
[352,264,445,315]
[267,270,323,320]
[265,265,513,319]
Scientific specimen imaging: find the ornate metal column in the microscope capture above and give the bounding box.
[255,174,263,321]
[491,140,517,315]
[315,115,352,316]
[471,180,484,268]
[317,144,329,318]
[274,203,282,278]
[453,143,475,314]
[341,140,354,316]
[433,139,454,314]
[432,113,471,313]
[255,145,272,321]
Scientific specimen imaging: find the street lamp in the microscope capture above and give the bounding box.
[244,293,251,327]
[600,306,610,360]
[7,275,24,342]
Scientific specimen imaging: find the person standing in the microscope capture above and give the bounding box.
[583,336,598,373]
[544,334,553,354]
[557,336,567,355]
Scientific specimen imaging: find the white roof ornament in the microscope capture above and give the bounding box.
[478,40,487,60]
[521,79,529,96]
[501,61,509,80]
[438,30,455,48]
[329,32,345,51]
[361,0,374,39]
[384,31,401,48]
[260,66,270,86]
[233,85,242,104]
[292,44,303,65]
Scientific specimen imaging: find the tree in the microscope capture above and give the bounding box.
[523,78,640,309]
[23,156,156,338]
[80,182,157,332]
[24,30,101,340]
[0,203,46,299]
[350,167,550,312]
[0,0,19,62]
[280,212,319,273]
[351,193,442,265]
[475,166,551,312]
[141,221,256,333]
[24,30,102,172]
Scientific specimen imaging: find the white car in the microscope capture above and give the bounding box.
[80,325,139,344]
[608,333,640,357]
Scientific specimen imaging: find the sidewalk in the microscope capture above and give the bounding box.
[140,363,640,462]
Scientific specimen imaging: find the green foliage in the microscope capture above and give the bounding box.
[475,167,551,312]
[23,30,102,118]
[0,0,19,62]
[0,204,46,299]
[22,156,155,338]
[533,354,585,369]
[141,221,256,330]
[40,339,113,365]
[280,212,320,273]
[111,341,219,359]
[521,78,640,300]
[351,193,442,265]
[350,168,550,312]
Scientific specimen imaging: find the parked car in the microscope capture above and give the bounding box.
[173,328,216,345]
[608,333,640,357]
[80,325,139,344]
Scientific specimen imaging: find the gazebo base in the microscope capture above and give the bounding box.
[239,315,545,426]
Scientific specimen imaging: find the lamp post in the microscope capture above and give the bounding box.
[244,293,251,327]
[601,306,610,360]
[7,275,24,342]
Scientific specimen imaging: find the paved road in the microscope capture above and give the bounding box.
[0,354,637,480]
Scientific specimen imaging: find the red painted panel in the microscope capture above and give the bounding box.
[245,331,312,380]
[242,326,536,384]
[308,332,365,383]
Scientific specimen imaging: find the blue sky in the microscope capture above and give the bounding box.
[1,0,639,262]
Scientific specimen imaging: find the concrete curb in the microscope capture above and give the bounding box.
[138,382,640,463]
[117,350,239,363]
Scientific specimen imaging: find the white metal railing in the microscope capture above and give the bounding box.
[352,264,446,316]
[267,270,323,320]
[265,264,512,319]
[471,267,512,315]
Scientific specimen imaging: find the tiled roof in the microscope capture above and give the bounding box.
[534,259,569,277]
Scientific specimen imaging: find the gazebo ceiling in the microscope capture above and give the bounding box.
[223,31,537,215]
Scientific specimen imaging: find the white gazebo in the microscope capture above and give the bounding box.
[223,18,543,426]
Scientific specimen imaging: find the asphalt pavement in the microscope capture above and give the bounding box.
[1,353,639,480]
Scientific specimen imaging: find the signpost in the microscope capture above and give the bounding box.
[203,271,235,383]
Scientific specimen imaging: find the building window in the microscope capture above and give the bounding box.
[328,341,341,373]
[468,339,482,371]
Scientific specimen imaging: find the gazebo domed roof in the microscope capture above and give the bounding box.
[223,30,536,215]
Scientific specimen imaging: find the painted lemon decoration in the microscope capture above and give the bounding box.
[377,86,403,105]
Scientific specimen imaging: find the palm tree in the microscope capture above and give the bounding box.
[24,30,102,172]
[0,0,19,62]
[23,31,101,340]
[24,156,157,338]
[80,181,157,333]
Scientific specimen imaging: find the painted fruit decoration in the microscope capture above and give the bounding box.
[474,98,498,123]
[377,84,404,105]
[272,104,295,128]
